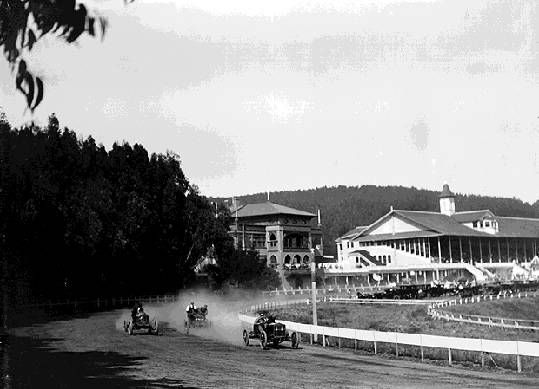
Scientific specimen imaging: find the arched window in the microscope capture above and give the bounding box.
[294,255,301,264]
[269,233,277,247]
[303,255,310,263]
[270,255,277,264]
[284,255,291,264]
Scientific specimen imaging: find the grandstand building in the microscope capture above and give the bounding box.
[329,184,539,286]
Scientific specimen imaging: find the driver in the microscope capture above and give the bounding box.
[131,302,142,322]
[200,304,208,316]
[136,303,144,317]
[254,311,269,326]
[186,301,197,320]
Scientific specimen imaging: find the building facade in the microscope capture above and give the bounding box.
[329,184,539,286]
[229,201,324,286]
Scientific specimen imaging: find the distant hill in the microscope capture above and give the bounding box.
[213,185,539,257]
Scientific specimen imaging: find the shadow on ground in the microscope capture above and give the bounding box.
[1,334,197,388]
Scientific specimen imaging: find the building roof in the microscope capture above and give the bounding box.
[452,210,495,223]
[230,201,316,218]
[352,230,441,242]
[495,217,539,238]
[336,226,368,242]
[392,210,490,237]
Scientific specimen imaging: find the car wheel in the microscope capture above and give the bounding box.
[291,332,299,349]
[259,330,267,349]
[243,330,250,346]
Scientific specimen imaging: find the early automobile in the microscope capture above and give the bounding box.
[124,312,158,335]
[242,311,299,349]
[184,306,211,334]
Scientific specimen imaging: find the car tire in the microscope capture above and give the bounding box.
[291,332,299,349]
[259,330,267,349]
[243,330,250,346]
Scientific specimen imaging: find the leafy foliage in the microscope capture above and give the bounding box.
[207,239,281,290]
[0,0,132,111]
[0,114,226,301]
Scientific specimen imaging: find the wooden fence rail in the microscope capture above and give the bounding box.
[429,291,539,331]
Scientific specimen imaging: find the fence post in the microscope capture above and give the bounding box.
[448,348,452,365]
[420,334,424,361]
[338,337,342,349]
[310,333,313,345]
[480,339,484,368]
[354,339,357,351]
[516,342,522,373]
[373,333,377,354]
[395,333,398,357]
[322,334,326,348]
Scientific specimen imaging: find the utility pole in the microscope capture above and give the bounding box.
[311,258,318,343]
[1,232,7,331]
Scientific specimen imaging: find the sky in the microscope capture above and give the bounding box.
[1,0,538,203]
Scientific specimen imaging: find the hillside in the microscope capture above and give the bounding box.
[214,185,539,257]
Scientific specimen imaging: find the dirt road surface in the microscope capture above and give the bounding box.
[3,309,538,388]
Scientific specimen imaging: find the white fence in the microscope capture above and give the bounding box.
[239,298,539,372]
[429,291,539,331]
[328,297,438,305]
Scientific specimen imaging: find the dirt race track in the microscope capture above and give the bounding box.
[3,309,539,389]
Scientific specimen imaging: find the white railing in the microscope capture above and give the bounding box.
[239,297,539,373]
[429,291,539,331]
[328,297,439,305]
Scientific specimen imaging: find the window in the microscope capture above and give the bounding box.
[388,255,391,264]
[284,255,291,264]
[270,255,277,264]
[294,255,301,264]
[339,243,342,251]
[303,255,310,263]
[485,221,490,227]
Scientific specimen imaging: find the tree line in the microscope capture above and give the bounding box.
[223,185,539,257]
[0,114,279,307]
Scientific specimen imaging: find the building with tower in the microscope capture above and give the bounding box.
[330,184,539,286]
[228,201,324,287]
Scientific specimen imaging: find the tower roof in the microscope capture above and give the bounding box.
[439,183,455,198]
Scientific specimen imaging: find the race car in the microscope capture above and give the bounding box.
[124,307,158,335]
[242,311,299,350]
[184,305,211,334]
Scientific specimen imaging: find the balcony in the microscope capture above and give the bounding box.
[283,246,310,252]
[283,263,311,272]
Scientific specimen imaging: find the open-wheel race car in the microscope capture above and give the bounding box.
[184,307,211,334]
[123,313,159,335]
[242,312,299,350]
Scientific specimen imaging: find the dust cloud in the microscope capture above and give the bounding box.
[116,288,291,345]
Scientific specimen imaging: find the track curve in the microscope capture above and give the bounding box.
[6,309,538,388]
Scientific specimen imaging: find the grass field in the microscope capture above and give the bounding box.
[271,296,539,342]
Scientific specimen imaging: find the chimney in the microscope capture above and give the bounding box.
[439,183,456,216]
